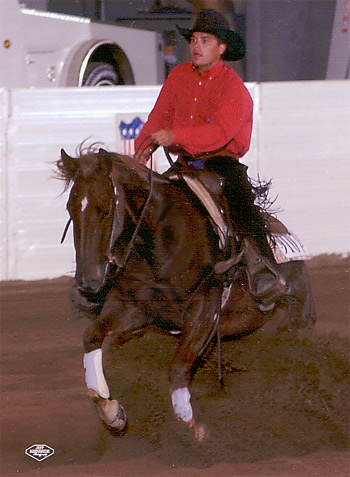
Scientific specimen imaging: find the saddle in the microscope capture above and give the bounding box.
[168,167,291,309]
[169,168,231,250]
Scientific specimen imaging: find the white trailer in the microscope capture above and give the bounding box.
[0,0,165,87]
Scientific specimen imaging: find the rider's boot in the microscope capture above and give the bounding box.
[203,157,287,311]
[243,237,287,311]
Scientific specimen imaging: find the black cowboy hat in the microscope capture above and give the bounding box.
[177,9,245,61]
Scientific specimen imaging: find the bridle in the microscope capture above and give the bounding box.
[60,146,156,285]
[106,164,155,271]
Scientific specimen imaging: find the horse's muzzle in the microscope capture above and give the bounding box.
[70,286,103,314]
[78,278,104,295]
[76,261,111,295]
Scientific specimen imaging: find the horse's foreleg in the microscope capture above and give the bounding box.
[83,319,127,431]
[169,288,221,440]
[83,300,146,432]
[84,348,110,399]
[83,316,114,398]
[171,387,193,422]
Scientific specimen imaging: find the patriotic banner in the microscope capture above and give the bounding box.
[118,116,144,155]
[116,113,171,173]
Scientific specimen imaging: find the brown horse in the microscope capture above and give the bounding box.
[57,148,315,440]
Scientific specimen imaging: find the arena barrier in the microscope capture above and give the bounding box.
[0,81,349,280]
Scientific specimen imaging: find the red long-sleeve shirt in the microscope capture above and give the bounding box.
[135,60,253,159]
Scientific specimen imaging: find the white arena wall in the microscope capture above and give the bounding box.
[0,81,349,281]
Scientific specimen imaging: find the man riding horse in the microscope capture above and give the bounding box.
[134,9,286,310]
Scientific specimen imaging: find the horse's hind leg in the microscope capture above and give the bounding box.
[279,260,316,328]
[169,286,221,440]
[83,297,146,432]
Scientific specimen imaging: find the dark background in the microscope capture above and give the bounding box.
[23,0,337,81]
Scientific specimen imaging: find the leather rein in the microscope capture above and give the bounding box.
[107,157,155,271]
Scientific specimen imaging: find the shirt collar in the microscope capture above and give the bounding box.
[191,60,224,79]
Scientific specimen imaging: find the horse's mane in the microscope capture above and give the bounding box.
[55,142,103,190]
[108,151,171,188]
[109,151,156,178]
[55,140,168,192]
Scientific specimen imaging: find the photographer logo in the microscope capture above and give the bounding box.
[25,444,54,462]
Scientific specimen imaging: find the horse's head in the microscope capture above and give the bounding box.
[59,148,118,295]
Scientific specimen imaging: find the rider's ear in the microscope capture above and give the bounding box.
[219,42,227,57]
[98,148,112,175]
[60,148,79,179]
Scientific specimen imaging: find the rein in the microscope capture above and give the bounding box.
[163,146,176,169]
[107,154,155,271]
[60,217,72,244]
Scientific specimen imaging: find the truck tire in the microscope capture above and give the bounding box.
[83,62,120,86]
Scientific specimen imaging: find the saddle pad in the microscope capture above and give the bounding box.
[170,173,309,263]
[170,174,228,249]
[268,231,310,264]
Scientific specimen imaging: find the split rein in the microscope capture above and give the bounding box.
[107,156,155,272]
[102,139,173,272]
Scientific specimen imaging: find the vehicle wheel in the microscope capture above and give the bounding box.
[83,62,120,86]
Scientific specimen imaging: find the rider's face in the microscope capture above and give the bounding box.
[190,32,226,73]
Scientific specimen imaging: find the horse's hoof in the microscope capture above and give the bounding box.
[188,419,208,442]
[98,399,127,431]
[88,390,127,431]
[194,423,207,442]
[106,401,127,430]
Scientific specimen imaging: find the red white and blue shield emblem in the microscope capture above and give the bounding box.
[118,117,144,155]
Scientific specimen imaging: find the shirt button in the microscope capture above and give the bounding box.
[194,97,197,101]
[199,81,202,85]
[190,115,193,119]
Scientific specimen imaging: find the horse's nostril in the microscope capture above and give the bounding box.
[70,285,101,312]
[80,278,103,294]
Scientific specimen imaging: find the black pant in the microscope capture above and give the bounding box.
[203,157,273,260]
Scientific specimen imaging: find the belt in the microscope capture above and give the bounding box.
[179,150,239,162]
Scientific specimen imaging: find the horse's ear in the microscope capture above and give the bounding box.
[60,148,78,179]
[98,148,112,175]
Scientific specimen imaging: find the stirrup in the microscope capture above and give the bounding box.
[243,238,287,307]
[214,247,245,274]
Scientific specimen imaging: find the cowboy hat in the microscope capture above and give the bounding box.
[177,9,245,61]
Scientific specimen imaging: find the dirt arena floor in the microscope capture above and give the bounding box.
[1,255,349,477]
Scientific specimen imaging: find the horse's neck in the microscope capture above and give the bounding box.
[111,154,149,179]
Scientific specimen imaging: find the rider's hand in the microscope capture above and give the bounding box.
[151,130,174,147]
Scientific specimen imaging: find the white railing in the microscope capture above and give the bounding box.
[0,81,349,280]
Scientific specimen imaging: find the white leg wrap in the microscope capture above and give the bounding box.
[83,349,110,399]
[171,387,193,423]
